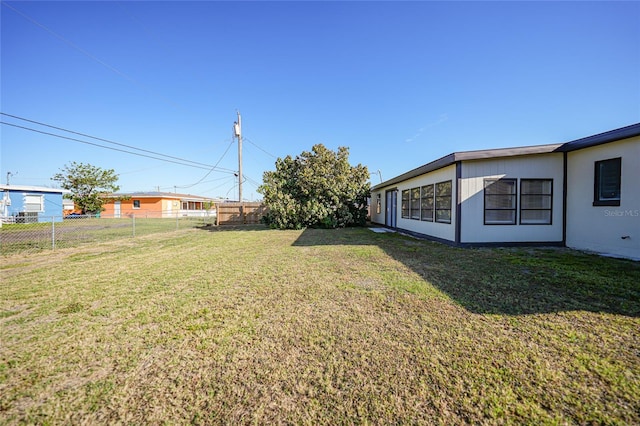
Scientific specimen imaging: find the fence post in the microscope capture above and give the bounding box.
[51,216,55,250]
[132,214,135,237]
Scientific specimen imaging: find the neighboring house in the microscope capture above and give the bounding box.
[370,123,640,260]
[0,184,70,224]
[102,192,217,219]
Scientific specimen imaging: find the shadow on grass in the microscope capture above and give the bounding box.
[292,227,640,317]
[195,224,270,232]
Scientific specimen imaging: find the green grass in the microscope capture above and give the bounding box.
[1,226,638,424]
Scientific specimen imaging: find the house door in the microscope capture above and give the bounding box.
[114,201,121,218]
[385,189,397,228]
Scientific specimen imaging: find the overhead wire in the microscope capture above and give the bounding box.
[243,136,277,159]
[1,113,235,173]
[174,139,235,189]
[2,3,259,195]
[0,121,237,174]
[200,176,238,195]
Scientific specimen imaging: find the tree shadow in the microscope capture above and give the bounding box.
[292,227,640,317]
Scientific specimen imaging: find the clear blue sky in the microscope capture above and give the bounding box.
[2,1,639,200]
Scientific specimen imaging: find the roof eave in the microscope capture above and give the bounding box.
[556,123,640,152]
[370,144,562,191]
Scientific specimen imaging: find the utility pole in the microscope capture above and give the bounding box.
[234,111,243,202]
[6,171,16,185]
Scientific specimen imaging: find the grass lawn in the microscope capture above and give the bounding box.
[1,226,638,424]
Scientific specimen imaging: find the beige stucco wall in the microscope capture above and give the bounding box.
[566,136,640,260]
[459,153,565,243]
[161,199,180,218]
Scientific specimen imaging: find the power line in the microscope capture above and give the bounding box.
[175,140,236,189]
[1,112,235,172]
[244,175,262,188]
[200,176,238,195]
[243,136,277,159]
[0,121,237,174]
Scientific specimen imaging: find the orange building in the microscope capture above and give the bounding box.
[102,192,216,219]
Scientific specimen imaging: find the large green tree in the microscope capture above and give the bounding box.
[258,144,370,229]
[52,162,120,214]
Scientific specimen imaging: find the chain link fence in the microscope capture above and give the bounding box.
[0,213,217,255]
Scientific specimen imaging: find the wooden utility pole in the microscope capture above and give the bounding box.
[234,111,243,202]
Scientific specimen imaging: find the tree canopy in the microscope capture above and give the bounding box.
[258,144,370,229]
[52,162,120,214]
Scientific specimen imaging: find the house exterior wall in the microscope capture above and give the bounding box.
[3,190,65,222]
[372,165,457,242]
[102,197,215,218]
[162,199,180,218]
[459,153,565,244]
[102,198,165,218]
[566,136,640,260]
[370,190,385,225]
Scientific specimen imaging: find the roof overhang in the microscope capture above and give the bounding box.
[371,122,640,192]
[371,143,562,191]
[0,184,71,194]
[556,123,640,152]
[104,192,214,201]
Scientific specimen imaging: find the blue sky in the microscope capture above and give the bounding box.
[2,1,639,200]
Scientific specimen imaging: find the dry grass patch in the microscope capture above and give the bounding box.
[1,226,638,424]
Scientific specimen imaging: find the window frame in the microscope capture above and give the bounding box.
[23,194,45,212]
[420,184,434,222]
[133,199,141,209]
[435,180,452,224]
[593,157,621,207]
[484,178,517,225]
[520,179,553,225]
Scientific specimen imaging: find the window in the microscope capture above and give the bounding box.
[421,184,434,222]
[401,190,410,218]
[410,188,421,220]
[594,158,621,206]
[520,179,552,224]
[484,179,517,225]
[133,199,141,209]
[435,181,452,224]
[376,194,381,214]
[23,194,44,212]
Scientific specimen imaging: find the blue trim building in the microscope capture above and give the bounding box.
[0,184,70,223]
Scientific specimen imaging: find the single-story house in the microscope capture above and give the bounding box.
[101,192,217,219]
[0,184,71,224]
[370,123,640,260]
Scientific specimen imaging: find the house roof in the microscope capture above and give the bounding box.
[371,143,562,191]
[0,184,71,194]
[105,191,215,201]
[371,122,640,191]
[557,122,640,152]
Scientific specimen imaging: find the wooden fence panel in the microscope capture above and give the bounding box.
[216,202,268,225]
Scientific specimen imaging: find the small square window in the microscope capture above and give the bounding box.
[594,158,621,206]
[133,200,141,209]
